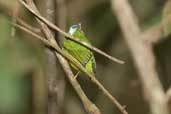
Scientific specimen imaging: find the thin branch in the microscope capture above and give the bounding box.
[141,24,163,44]
[14,22,128,114]
[21,0,129,113]
[18,1,128,113]
[45,0,61,114]
[0,1,170,114]
[141,23,169,44]
[45,0,67,112]
[19,0,125,64]
[18,18,41,33]
[13,24,49,44]
[0,0,169,45]
[111,0,170,114]
[18,0,102,113]
[13,22,102,114]
[13,23,93,71]
[0,1,40,33]
[58,56,102,114]
[0,0,168,61]
[56,0,67,43]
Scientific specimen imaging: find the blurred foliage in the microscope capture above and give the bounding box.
[0,14,45,114]
[0,0,171,114]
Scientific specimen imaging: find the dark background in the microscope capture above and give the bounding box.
[0,0,170,114]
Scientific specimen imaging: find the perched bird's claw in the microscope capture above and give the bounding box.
[73,71,80,80]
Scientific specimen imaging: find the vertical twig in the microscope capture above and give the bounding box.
[44,0,61,114]
[18,1,128,113]
[14,22,102,114]
[17,0,125,64]
[56,0,67,44]
[55,0,67,109]
[21,0,101,114]
[111,0,170,114]
[57,56,102,114]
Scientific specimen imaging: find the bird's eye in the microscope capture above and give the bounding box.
[71,25,78,29]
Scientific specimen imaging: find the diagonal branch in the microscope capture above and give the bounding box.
[14,20,128,114]
[18,1,128,113]
[22,0,101,114]
[19,0,125,64]
[111,0,170,114]
[14,23,102,114]
[142,23,170,44]
[44,0,64,114]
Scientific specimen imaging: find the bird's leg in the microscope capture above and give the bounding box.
[73,71,80,80]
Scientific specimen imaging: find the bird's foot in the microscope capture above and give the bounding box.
[73,71,80,80]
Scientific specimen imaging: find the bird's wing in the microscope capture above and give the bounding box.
[64,40,93,67]
[63,27,96,74]
[84,53,96,74]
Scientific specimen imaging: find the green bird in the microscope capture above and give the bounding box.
[62,24,96,77]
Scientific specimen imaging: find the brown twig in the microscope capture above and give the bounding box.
[19,0,125,64]
[0,1,40,33]
[56,0,67,43]
[13,22,102,114]
[55,0,67,108]
[141,22,169,44]
[44,0,63,114]
[0,1,170,113]
[19,1,128,113]
[19,0,102,114]
[141,24,163,44]
[14,21,127,114]
[0,0,168,60]
[14,21,128,114]
[111,0,170,114]
[18,18,41,33]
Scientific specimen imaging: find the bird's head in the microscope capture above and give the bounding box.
[69,23,81,35]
